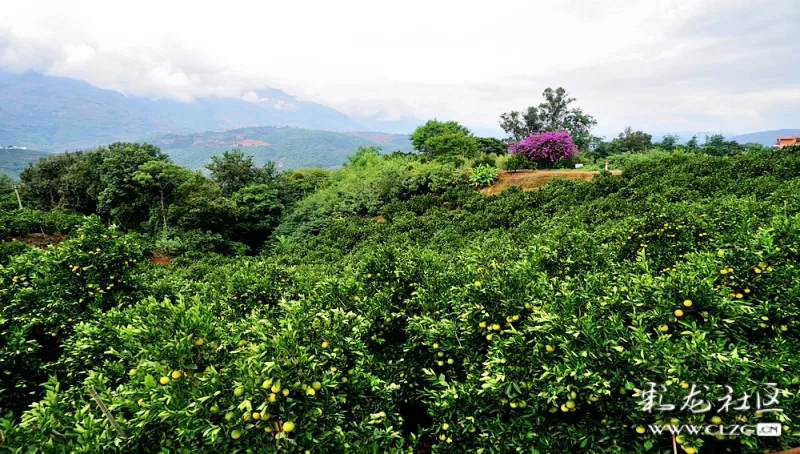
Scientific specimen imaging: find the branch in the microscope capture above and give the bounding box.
[89,387,127,438]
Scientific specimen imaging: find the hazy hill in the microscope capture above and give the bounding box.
[0,71,380,151]
[0,72,170,150]
[146,126,413,170]
[0,148,51,177]
[728,129,800,146]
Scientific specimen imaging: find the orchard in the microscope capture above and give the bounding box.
[2,148,800,453]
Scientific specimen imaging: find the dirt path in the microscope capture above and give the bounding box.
[6,233,68,248]
[480,169,621,195]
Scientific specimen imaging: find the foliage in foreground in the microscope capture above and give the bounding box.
[1,149,800,453]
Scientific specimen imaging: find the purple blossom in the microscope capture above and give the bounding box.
[508,131,578,164]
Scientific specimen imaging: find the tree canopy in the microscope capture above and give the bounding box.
[410,120,479,157]
[499,87,597,150]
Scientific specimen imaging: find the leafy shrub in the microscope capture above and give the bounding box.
[0,241,30,265]
[0,216,145,413]
[471,153,498,168]
[499,152,536,172]
[469,165,499,188]
[5,151,800,454]
[0,208,84,238]
[3,295,406,453]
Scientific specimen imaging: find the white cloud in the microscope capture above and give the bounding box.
[0,0,798,134]
[241,91,261,103]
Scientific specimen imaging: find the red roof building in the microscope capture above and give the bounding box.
[775,135,800,148]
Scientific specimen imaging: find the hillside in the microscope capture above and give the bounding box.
[0,148,50,177]
[147,126,413,170]
[728,129,800,146]
[4,149,800,453]
[0,71,391,151]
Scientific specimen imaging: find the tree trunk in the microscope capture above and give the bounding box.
[160,187,168,235]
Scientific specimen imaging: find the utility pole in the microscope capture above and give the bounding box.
[12,184,23,209]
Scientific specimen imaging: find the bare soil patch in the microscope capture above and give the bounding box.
[151,250,176,265]
[237,139,270,147]
[7,233,67,248]
[480,169,621,195]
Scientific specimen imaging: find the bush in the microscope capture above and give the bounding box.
[471,153,498,168]
[469,165,499,188]
[5,151,800,453]
[0,216,145,413]
[0,208,85,238]
[499,152,537,172]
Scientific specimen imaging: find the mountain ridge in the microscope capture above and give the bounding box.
[727,129,800,147]
[0,70,421,151]
[143,125,413,170]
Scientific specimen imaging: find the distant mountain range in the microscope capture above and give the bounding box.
[647,130,798,147]
[0,148,50,177]
[0,70,421,151]
[727,129,800,147]
[147,126,412,170]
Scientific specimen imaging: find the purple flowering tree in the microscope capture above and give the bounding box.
[507,131,578,168]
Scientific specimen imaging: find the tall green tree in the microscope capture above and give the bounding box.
[410,120,477,157]
[499,87,597,150]
[656,134,680,151]
[476,137,508,155]
[498,107,542,142]
[686,135,699,150]
[232,184,283,246]
[0,171,17,211]
[206,150,274,195]
[167,172,236,233]
[133,161,191,235]
[96,142,170,228]
[19,152,83,211]
[702,134,744,156]
[615,127,652,153]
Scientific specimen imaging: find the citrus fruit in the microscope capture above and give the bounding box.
[159,376,170,385]
[231,430,241,440]
[234,387,245,397]
[282,421,295,433]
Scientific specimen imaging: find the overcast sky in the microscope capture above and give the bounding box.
[1,0,798,136]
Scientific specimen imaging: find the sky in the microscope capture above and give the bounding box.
[1,0,798,137]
